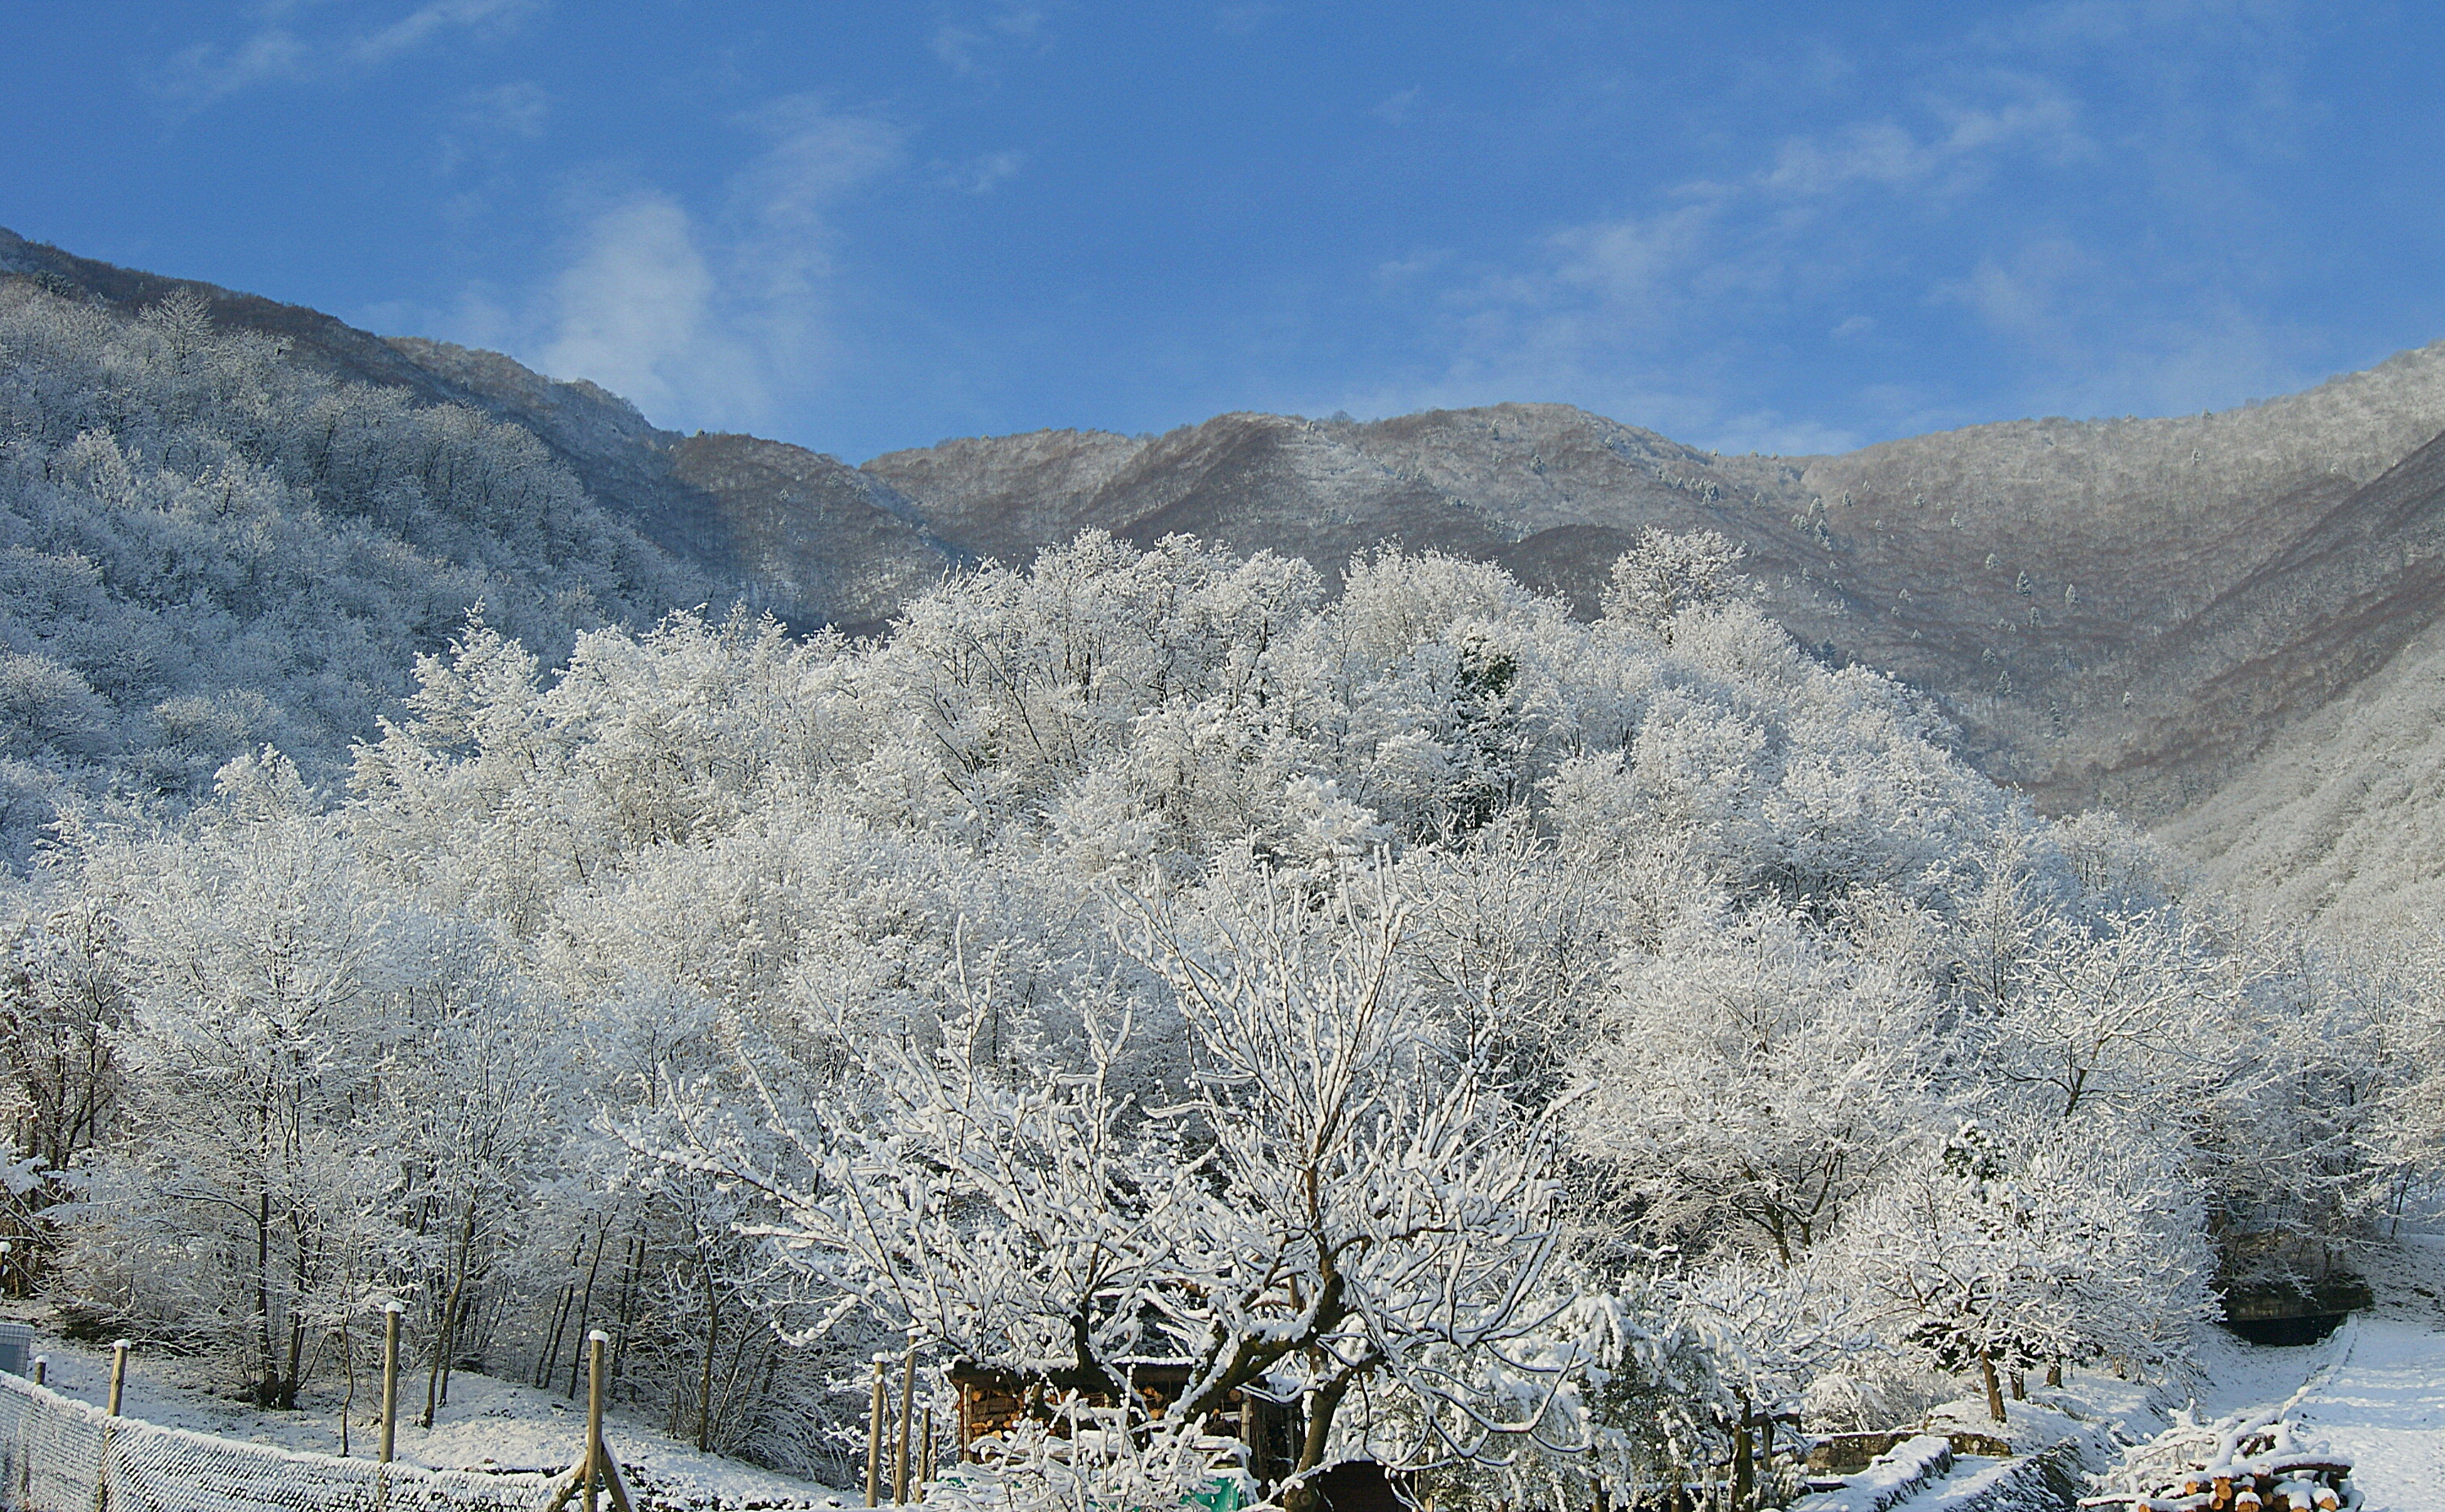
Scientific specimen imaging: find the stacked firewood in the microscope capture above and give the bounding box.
[2081,1432,2357,1511]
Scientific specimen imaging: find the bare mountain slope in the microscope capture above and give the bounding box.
[867,359,2445,836]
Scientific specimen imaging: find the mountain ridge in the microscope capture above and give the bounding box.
[9,223,2444,927]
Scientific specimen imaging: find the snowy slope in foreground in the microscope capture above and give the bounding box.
[2176,1236,2445,1512]
[4,1317,851,1509]
[2286,1317,2445,1512]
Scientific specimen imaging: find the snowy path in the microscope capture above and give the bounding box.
[2287,1316,2445,1512]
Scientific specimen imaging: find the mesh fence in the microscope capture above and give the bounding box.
[0,1372,552,1512]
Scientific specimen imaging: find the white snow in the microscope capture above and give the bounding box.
[2286,1317,2445,1512]
[1792,1433,1954,1512]
[2,1313,852,1510]
[2112,1235,2445,1512]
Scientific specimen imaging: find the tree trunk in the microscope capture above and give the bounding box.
[422,1200,478,1428]
[1730,1393,1754,1510]
[563,1225,608,1398]
[254,1191,279,1407]
[1979,1350,2006,1424]
[697,1263,719,1452]
[1281,1375,1357,1512]
[339,1321,356,1457]
[280,1314,307,1410]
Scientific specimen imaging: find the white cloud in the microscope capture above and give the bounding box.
[1358,63,2120,442]
[1371,87,1420,127]
[1758,83,2088,197]
[455,80,550,139]
[1211,4,1279,35]
[156,29,313,105]
[1936,236,2100,349]
[536,196,741,420]
[936,149,1027,195]
[352,0,536,64]
[513,99,904,432]
[931,7,1048,76]
[154,0,540,107]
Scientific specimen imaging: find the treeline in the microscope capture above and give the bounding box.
[0,280,705,867]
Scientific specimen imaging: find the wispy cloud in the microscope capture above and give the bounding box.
[455,80,550,139]
[930,7,1048,77]
[515,97,904,431]
[1755,82,2088,196]
[433,79,550,181]
[1353,20,2308,448]
[536,196,736,418]
[1371,87,1420,127]
[935,149,1028,195]
[1210,4,1278,36]
[154,0,541,107]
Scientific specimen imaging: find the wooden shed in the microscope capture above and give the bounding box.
[947,1360,1302,1492]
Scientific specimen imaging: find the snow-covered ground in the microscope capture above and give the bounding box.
[10,1240,2445,1512]
[2286,1317,2445,1512]
[2102,1233,2445,1512]
[1800,1236,2445,1512]
[2214,1234,2445,1512]
[0,1304,853,1510]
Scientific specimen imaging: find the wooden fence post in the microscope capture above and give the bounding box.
[584,1331,607,1512]
[866,1357,886,1508]
[536,1331,630,1512]
[894,1349,917,1505]
[380,1303,404,1464]
[95,1340,129,1512]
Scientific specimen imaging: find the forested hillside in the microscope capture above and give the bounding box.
[2,231,2443,1510]
[17,224,2445,931]
[0,277,707,865]
[0,228,955,637]
[8,529,2441,1505]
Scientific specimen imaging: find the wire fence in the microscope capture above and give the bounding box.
[0,1371,550,1512]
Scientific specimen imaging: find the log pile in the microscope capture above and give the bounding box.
[2081,1425,2358,1512]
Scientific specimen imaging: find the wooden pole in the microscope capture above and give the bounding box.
[894,1349,917,1505]
[29,1357,44,1388]
[95,1341,130,1512]
[865,1357,886,1509]
[919,1410,935,1496]
[379,1303,404,1464]
[1729,1393,1753,1512]
[585,1331,608,1512]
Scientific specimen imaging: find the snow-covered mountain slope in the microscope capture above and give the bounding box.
[864,366,2445,837]
[0,230,953,636]
[2158,596,2445,931]
[16,222,2445,927]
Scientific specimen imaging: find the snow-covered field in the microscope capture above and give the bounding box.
[0,1306,852,1510]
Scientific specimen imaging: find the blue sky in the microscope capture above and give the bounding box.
[7,2,2443,460]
